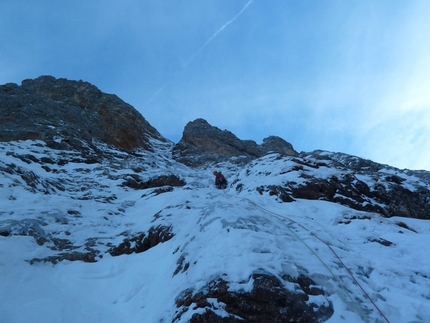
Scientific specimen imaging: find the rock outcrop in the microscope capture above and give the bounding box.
[173,118,298,166]
[175,273,333,323]
[0,76,166,151]
[235,151,430,219]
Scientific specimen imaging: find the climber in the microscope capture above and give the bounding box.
[212,170,227,189]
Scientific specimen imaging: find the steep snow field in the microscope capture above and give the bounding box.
[0,140,429,323]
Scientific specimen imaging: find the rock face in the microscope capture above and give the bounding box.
[0,76,166,151]
[173,118,298,166]
[261,135,297,156]
[235,151,430,220]
[175,273,333,323]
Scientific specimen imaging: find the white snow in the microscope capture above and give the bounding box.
[0,140,429,323]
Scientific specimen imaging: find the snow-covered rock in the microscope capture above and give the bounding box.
[1,77,429,323]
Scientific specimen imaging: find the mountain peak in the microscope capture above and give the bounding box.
[173,118,298,166]
[0,75,166,151]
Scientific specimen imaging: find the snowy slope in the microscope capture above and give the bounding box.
[1,140,429,323]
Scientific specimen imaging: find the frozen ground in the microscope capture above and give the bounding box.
[0,140,429,323]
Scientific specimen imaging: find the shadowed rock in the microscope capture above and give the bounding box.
[0,76,166,151]
[121,174,186,190]
[109,225,174,256]
[173,118,298,166]
[175,273,333,323]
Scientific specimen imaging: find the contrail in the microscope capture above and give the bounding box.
[143,82,169,107]
[183,0,254,67]
[144,0,254,106]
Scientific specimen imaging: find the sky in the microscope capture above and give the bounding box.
[1,0,430,170]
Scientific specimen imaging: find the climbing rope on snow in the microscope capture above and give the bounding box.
[245,198,391,323]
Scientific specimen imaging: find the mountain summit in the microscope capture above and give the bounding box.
[0,75,166,151]
[1,77,429,323]
[173,118,298,166]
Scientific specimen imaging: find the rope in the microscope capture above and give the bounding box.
[245,198,391,323]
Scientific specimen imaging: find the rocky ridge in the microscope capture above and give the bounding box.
[233,150,430,220]
[0,76,166,152]
[173,118,298,166]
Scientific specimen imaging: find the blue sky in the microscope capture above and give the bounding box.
[1,1,430,170]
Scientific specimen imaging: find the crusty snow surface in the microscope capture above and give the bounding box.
[1,140,429,323]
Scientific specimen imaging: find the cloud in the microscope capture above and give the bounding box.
[360,110,430,170]
[354,1,430,169]
[272,0,430,169]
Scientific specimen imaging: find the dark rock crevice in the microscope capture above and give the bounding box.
[121,174,186,190]
[109,225,174,256]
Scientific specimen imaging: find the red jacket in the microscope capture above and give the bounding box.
[214,172,225,184]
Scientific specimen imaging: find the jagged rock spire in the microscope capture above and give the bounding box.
[173,118,298,166]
